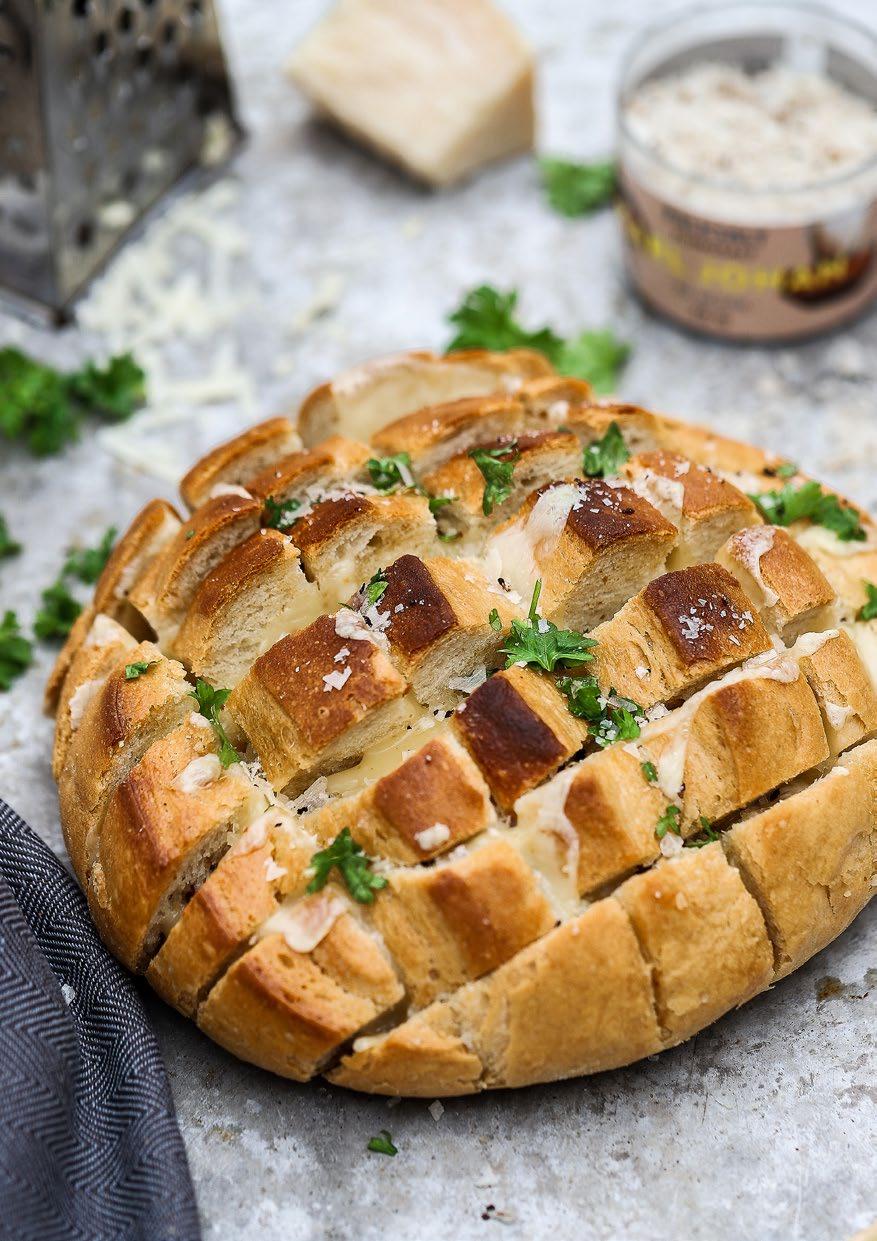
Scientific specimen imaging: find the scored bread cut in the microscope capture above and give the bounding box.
[49,349,877,1095]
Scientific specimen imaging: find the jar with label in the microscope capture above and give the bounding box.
[616,2,877,342]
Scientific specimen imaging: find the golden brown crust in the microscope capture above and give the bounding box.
[613,843,773,1042]
[170,529,322,686]
[452,666,586,810]
[307,732,493,863]
[246,436,371,504]
[49,349,877,1097]
[146,809,315,1014]
[372,839,555,1006]
[298,348,553,447]
[197,915,403,1080]
[129,493,263,645]
[88,718,263,971]
[52,615,138,781]
[590,563,772,707]
[179,417,302,510]
[488,479,677,630]
[46,499,181,712]
[227,613,410,790]
[57,647,192,879]
[724,741,877,980]
[716,525,838,640]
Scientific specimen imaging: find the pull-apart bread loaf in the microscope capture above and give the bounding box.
[50,349,877,1095]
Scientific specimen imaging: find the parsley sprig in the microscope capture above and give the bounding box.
[367,452,413,491]
[367,1130,398,1156]
[189,678,242,768]
[263,495,301,532]
[750,480,865,542]
[655,804,682,841]
[582,422,629,478]
[685,816,720,849]
[63,526,117,585]
[0,514,21,560]
[500,581,596,672]
[124,660,156,681]
[364,570,388,607]
[33,526,118,642]
[446,286,630,394]
[557,675,642,747]
[540,157,616,218]
[34,579,82,641]
[469,443,519,515]
[858,581,877,622]
[0,612,34,691]
[0,348,145,457]
[307,828,387,904]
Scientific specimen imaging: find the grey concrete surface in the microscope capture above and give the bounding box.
[0,1,875,1237]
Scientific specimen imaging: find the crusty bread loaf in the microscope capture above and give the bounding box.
[49,349,877,1095]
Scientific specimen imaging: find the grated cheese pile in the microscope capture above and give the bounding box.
[78,180,259,482]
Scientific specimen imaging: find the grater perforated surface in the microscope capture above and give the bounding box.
[0,0,241,315]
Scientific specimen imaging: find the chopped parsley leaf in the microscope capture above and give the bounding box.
[307,828,387,904]
[124,660,156,681]
[641,760,658,784]
[582,422,629,478]
[63,526,117,585]
[0,514,21,560]
[750,480,865,542]
[438,530,461,542]
[539,157,616,218]
[488,607,502,632]
[34,578,81,641]
[685,816,720,848]
[367,1130,397,1156]
[469,443,519,516]
[557,675,642,747]
[858,580,877,622]
[427,493,454,515]
[774,461,798,479]
[445,285,630,393]
[368,452,413,491]
[189,678,242,767]
[0,611,34,691]
[263,495,301,531]
[365,571,388,607]
[500,580,596,672]
[655,804,682,840]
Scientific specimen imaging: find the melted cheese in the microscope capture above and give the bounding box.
[637,651,800,799]
[510,768,581,918]
[261,891,346,953]
[843,620,877,688]
[172,754,222,793]
[796,525,877,559]
[487,482,580,600]
[68,678,105,730]
[324,711,446,798]
[734,525,778,608]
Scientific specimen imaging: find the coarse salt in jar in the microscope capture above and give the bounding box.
[616,2,877,342]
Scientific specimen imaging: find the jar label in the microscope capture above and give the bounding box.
[617,168,877,342]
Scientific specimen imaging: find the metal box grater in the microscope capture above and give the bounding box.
[0,0,243,319]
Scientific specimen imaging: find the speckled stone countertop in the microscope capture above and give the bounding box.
[1,1,875,1238]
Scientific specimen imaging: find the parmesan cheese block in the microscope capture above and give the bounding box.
[288,0,535,187]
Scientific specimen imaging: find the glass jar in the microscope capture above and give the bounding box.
[616,2,877,342]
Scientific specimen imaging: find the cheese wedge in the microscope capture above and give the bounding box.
[288,0,535,187]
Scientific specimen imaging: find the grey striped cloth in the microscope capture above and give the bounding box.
[0,799,200,1241]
